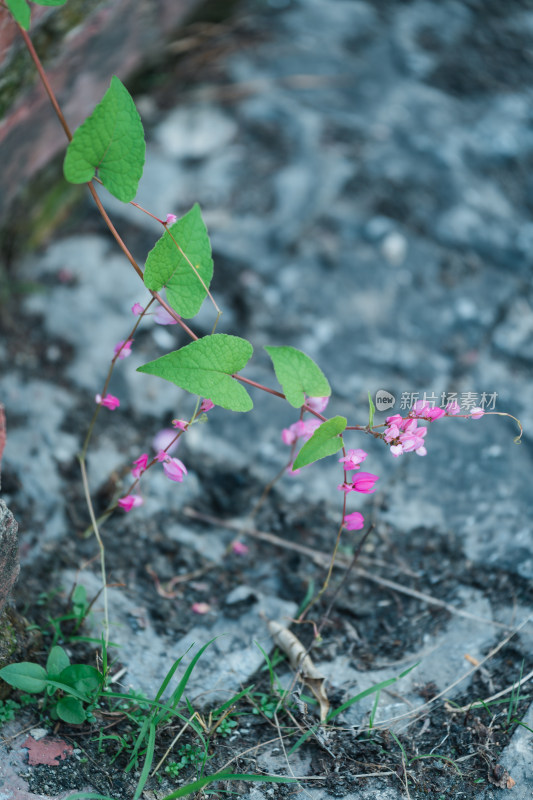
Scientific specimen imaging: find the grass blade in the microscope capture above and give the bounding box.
[160,638,218,724]
[289,663,418,754]
[158,772,295,800]
[132,721,156,800]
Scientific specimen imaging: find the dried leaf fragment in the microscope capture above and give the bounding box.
[488,763,515,789]
[267,619,330,722]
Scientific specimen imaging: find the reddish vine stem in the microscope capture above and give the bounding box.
[18,26,73,141]
[17,21,383,426]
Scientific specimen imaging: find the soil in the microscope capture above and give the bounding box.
[3,456,532,799]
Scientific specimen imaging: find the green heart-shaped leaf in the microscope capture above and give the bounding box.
[265,345,330,408]
[64,76,145,202]
[143,204,213,318]
[6,0,30,29]
[293,416,347,470]
[138,334,253,412]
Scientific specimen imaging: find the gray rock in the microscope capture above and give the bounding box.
[61,569,297,705]
[0,501,19,616]
[481,702,533,799]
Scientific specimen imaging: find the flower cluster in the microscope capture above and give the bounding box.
[384,415,428,457]
[383,399,485,458]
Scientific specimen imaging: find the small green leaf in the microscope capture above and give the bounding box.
[292,416,347,470]
[368,391,375,428]
[46,646,70,677]
[63,76,145,202]
[56,696,86,725]
[264,346,331,409]
[72,584,87,615]
[6,0,31,29]
[144,204,214,318]
[137,334,253,412]
[59,664,102,697]
[34,0,68,5]
[0,662,47,693]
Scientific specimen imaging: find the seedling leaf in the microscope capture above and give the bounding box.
[144,204,214,318]
[63,76,145,202]
[45,679,92,703]
[264,346,330,408]
[138,334,253,412]
[6,0,30,29]
[34,0,69,5]
[292,416,346,470]
[46,645,70,676]
[59,664,102,696]
[56,696,86,724]
[0,662,47,693]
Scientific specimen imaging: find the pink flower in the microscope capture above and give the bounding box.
[192,601,211,614]
[118,494,144,511]
[343,512,365,530]
[232,541,249,555]
[306,396,329,413]
[411,400,429,418]
[282,427,297,446]
[351,472,379,493]
[339,449,367,471]
[470,407,485,420]
[95,393,120,410]
[399,425,427,454]
[152,428,179,454]
[162,456,188,482]
[131,303,144,316]
[131,453,149,479]
[337,482,355,494]
[384,423,400,443]
[411,404,446,421]
[166,213,177,225]
[410,401,444,420]
[200,399,215,413]
[114,339,132,359]
[386,414,404,426]
[446,401,461,416]
[401,418,418,434]
[154,306,178,325]
[301,419,321,441]
[172,419,188,430]
[282,419,316,445]
[390,444,404,457]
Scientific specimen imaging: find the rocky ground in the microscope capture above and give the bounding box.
[1,0,532,798]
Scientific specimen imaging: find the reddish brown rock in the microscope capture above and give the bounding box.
[0,0,199,222]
